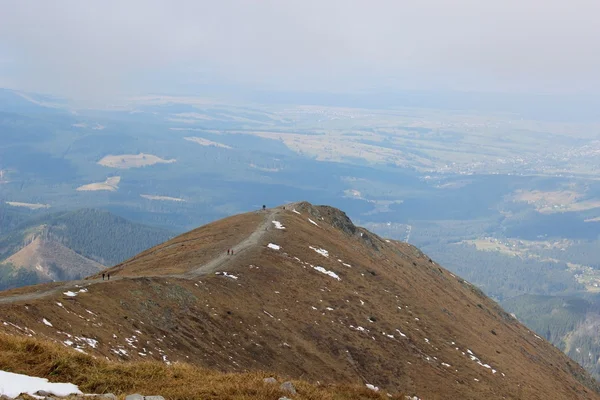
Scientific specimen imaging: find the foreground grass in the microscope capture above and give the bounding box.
[0,333,400,400]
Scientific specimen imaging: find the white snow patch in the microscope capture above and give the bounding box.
[309,246,329,257]
[56,302,63,307]
[267,243,280,250]
[313,266,340,281]
[326,307,334,311]
[42,318,53,327]
[365,384,379,392]
[63,291,77,297]
[263,310,275,318]
[442,362,451,367]
[216,272,239,280]
[78,337,98,348]
[292,209,301,215]
[272,221,286,230]
[396,329,407,337]
[308,218,319,227]
[0,370,81,397]
[78,288,88,293]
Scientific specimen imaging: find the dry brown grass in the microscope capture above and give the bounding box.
[0,333,398,400]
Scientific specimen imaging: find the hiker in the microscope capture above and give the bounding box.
[107,273,110,281]
[102,273,105,281]
[227,249,230,255]
[262,205,266,211]
[231,249,234,255]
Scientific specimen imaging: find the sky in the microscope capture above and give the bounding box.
[0,0,599,102]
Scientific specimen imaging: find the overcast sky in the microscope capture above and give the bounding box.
[0,0,598,102]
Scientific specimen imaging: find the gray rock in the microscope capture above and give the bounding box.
[125,395,145,400]
[280,381,297,395]
[125,396,164,400]
[263,377,277,384]
[35,392,53,397]
[279,397,292,400]
[98,395,118,400]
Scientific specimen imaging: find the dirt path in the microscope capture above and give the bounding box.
[183,207,280,277]
[0,207,284,305]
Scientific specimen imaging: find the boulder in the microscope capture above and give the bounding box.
[279,381,297,395]
[263,377,277,384]
[125,395,144,400]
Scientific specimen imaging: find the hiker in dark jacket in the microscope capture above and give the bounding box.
[102,273,105,281]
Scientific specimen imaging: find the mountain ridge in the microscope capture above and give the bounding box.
[0,202,598,399]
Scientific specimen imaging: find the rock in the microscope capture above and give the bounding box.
[98,395,117,400]
[0,395,12,400]
[125,396,164,400]
[279,381,297,395]
[263,377,277,384]
[125,395,145,400]
[35,392,53,397]
[279,398,292,400]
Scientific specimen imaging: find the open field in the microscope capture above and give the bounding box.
[140,194,185,202]
[76,177,121,192]
[98,154,176,169]
[5,202,50,210]
[512,190,600,214]
[184,137,232,149]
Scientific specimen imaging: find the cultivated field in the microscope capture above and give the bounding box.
[184,136,232,149]
[140,194,185,202]
[76,177,121,192]
[98,153,176,169]
[5,202,50,210]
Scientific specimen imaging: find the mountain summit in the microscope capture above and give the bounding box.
[0,202,598,399]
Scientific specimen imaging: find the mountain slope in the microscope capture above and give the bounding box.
[504,294,600,381]
[0,209,173,290]
[0,202,598,399]
[5,237,104,281]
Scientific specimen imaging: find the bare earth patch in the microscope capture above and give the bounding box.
[5,202,50,210]
[184,137,232,149]
[98,153,176,169]
[140,195,185,202]
[76,177,120,192]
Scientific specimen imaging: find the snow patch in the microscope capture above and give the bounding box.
[309,246,329,257]
[366,384,379,392]
[292,209,301,215]
[272,220,286,230]
[267,243,280,250]
[0,370,81,397]
[308,218,319,226]
[63,291,77,297]
[42,318,52,327]
[216,272,239,280]
[313,266,340,281]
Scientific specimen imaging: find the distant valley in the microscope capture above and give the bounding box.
[1,87,600,381]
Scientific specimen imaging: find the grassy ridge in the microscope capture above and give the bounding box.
[0,333,399,399]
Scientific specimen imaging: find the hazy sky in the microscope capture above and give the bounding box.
[0,0,598,101]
